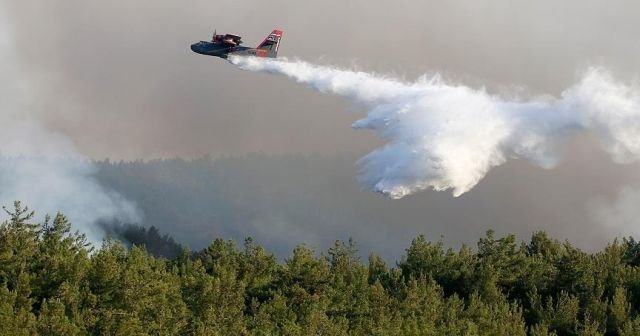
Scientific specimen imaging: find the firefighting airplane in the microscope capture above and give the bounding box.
[190,29,283,59]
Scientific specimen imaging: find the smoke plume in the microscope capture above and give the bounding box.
[0,7,140,243]
[231,56,640,199]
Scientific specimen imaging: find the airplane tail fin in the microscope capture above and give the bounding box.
[256,29,283,58]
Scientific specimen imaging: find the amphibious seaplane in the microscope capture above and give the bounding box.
[190,29,283,59]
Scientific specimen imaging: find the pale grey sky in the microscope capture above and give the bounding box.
[5,0,640,159]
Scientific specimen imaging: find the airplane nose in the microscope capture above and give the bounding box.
[191,42,205,54]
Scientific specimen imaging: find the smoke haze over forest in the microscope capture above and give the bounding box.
[93,153,640,260]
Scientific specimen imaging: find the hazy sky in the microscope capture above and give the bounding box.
[3,0,640,255]
[5,0,640,159]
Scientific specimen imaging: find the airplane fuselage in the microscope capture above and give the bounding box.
[190,41,263,59]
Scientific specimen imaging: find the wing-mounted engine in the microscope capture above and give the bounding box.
[212,32,243,46]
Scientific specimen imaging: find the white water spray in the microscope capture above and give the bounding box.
[231,56,640,199]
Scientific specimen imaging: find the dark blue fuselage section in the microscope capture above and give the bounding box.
[190,41,253,59]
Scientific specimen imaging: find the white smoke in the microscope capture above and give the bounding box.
[231,56,640,199]
[0,6,140,243]
[591,187,640,239]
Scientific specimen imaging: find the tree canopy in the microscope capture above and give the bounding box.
[1,202,640,335]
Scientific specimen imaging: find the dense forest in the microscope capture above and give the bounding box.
[3,202,640,335]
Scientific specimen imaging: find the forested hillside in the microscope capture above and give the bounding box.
[93,153,637,261]
[94,154,366,255]
[3,202,640,335]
